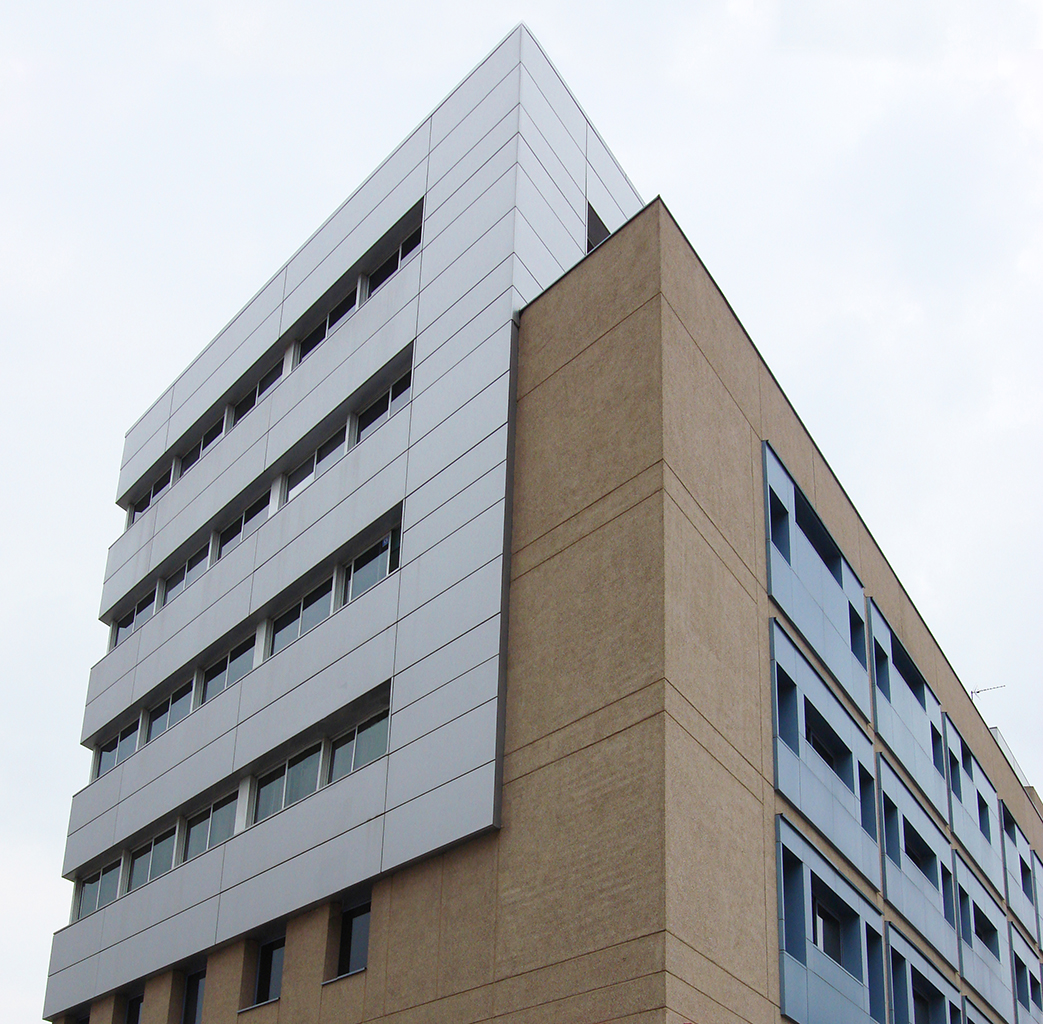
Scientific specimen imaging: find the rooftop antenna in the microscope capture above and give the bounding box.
[970,684,1006,702]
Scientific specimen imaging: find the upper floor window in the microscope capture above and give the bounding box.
[128,828,176,891]
[202,636,255,703]
[218,494,270,559]
[130,467,172,523]
[75,860,120,920]
[337,903,371,976]
[163,544,209,604]
[95,721,139,779]
[112,591,156,648]
[271,579,333,657]
[233,361,283,426]
[329,710,389,783]
[347,530,400,602]
[285,428,346,504]
[254,937,285,1004]
[147,682,193,742]
[254,744,322,824]
[356,371,411,445]
[184,793,237,861]
[178,418,223,476]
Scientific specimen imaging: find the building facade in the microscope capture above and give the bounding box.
[46,25,1043,1024]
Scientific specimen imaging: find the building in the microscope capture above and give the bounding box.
[45,24,1043,1024]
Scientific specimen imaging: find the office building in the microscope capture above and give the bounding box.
[45,24,1043,1024]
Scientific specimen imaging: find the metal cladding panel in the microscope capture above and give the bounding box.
[586,122,643,219]
[50,24,650,1017]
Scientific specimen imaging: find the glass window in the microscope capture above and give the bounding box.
[329,733,355,784]
[226,637,255,687]
[218,519,242,558]
[184,810,210,862]
[209,794,236,847]
[286,455,315,503]
[337,904,371,976]
[242,495,269,538]
[257,362,283,399]
[368,250,399,295]
[389,371,411,416]
[179,439,202,475]
[233,390,256,425]
[350,536,391,600]
[201,419,222,453]
[164,564,187,603]
[114,610,135,647]
[97,736,118,777]
[254,766,285,824]
[327,288,357,330]
[271,605,301,657]
[185,545,208,587]
[298,322,326,363]
[182,971,205,1024]
[168,682,193,728]
[401,226,421,258]
[125,995,143,1024]
[148,700,169,742]
[300,580,332,634]
[78,874,100,918]
[116,723,138,765]
[354,711,389,769]
[202,657,227,703]
[97,862,120,909]
[316,428,346,475]
[285,745,321,807]
[129,845,151,891]
[356,392,389,445]
[150,829,175,879]
[255,938,285,1003]
[134,592,155,629]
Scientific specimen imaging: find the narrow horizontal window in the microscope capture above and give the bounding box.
[367,249,399,295]
[355,370,411,446]
[202,636,255,703]
[793,489,842,585]
[327,288,357,331]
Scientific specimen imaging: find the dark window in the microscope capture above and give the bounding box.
[232,390,256,425]
[941,866,956,927]
[255,938,285,1003]
[367,250,399,295]
[356,391,390,445]
[958,887,972,945]
[949,752,963,801]
[781,848,806,962]
[179,418,223,476]
[285,745,321,806]
[401,226,422,258]
[972,903,1000,958]
[859,766,877,839]
[586,202,610,252]
[1003,805,1017,842]
[977,793,992,842]
[1021,857,1034,901]
[113,590,157,647]
[125,995,143,1024]
[96,720,140,778]
[337,903,371,976]
[961,740,974,780]
[866,925,885,1023]
[804,699,853,790]
[769,488,790,562]
[812,896,843,964]
[931,725,945,775]
[912,990,930,1024]
[1031,972,1042,1010]
[883,796,901,866]
[1016,955,1031,1009]
[316,427,346,474]
[793,489,842,584]
[271,604,301,657]
[218,518,242,558]
[348,530,399,601]
[890,635,926,707]
[903,820,938,887]
[96,736,118,777]
[226,637,255,687]
[257,362,282,399]
[286,453,316,502]
[328,289,357,331]
[116,722,139,765]
[848,603,866,667]
[254,766,286,824]
[329,710,390,783]
[775,666,799,753]
[129,828,175,891]
[389,371,411,416]
[182,971,205,1024]
[874,642,891,701]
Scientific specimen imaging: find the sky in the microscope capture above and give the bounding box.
[3,1,1042,1019]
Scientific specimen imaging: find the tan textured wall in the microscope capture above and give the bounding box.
[89,198,1041,1024]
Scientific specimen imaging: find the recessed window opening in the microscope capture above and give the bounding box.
[329,710,390,782]
[775,666,799,753]
[804,699,853,790]
[793,489,843,585]
[285,426,347,504]
[769,489,791,562]
[859,766,877,839]
[1003,806,1017,843]
[346,529,401,603]
[941,866,956,927]
[355,370,412,446]
[809,876,860,977]
[961,740,974,780]
[972,903,1000,958]
[911,973,940,1024]
[233,360,284,426]
[1016,955,1031,1009]
[128,828,176,891]
[1021,857,1034,901]
[367,226,421,298]
[202,635,255,703]
[75,860,120,920]
[931,726,945,776]
[178,418,223,478]
[866,925,885,1023]
[891,636,926,709]
[95,721,139,779]
[336,903,371,977]
[903,820,939,887]
[112,590,157,648]
[270,579,334,657]
[125,994,143,1024]
[586,202,610,252]
[255,937,285,1004]
[813,897,843,965]
[958,888,972,945]
[781,848,806,962]
[130,466,172,523]
[849,603,867,667]
[163,544,209,605]
[254,744,322,824]
[182,971,205,1024]
[183,793,237,862]
[884,796,901,866]
[1031,972,1042,1010]
[874,643,891,701]
[949,752,963,801]
[147,682,193,742]
[217,493,270,559]
[977,793,991,842]
[892,951,909,1024]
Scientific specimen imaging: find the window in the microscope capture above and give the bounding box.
[961,740,974,780]
[128,828,176,891]
[866,925,885,1023]
[874,642,891,701]
[768,488,790,561]
[586,202,610,252]
[163,544,208,604]
[147,682,193,742]
[254,744,322,824]
[859,766,877,839]
[112,589,157,647]
[848,603,867,667]
[941,866,956,926]
[972,902,1000,958]
[329,710,390,783]
[1021,857,1034,901]
[270,579,333,657]
[366,226,421,297]
[346,530,400,602]
[233,361,283,426]
[949,752,963,801]
[355,371,411,446]
[182,971,205,1024]
[903,820,938,887]
[977,793,991,842]
[912,990,930,1024]
[125,995,143,1024]
[804,699,853,790]
[284,427,346,504]
[217,494,270,558]
[931,725,945,775]
[178,417,223,477]
[884,796,901,866]
[76,860,120,919]
[130,466,172,523]
[255,938,285,1004]
[336,903,371,976]
[96,720,139,778]
[812,895,843,964]
[775,667,799,753]
[794,489,842,584]
[182,794,237,862]
[780,849,806,962]
[1016,955,1031,1010]
[202,636,255,703]
[1031,972,1042,1010]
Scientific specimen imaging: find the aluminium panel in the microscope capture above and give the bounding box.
[518,66,585,196]
[517,135,586,249]
[118,389,174,493]
[514,207,568,291]
[425,144,521,245]
[518,28,587,149]
[585,166,628,234]
[586,122,643,217]
[516,164,584,273]
[517,107,585,225]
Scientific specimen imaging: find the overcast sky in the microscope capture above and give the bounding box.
[4,1,1042,1019]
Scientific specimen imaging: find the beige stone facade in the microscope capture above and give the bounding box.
[65,200,1042,1024]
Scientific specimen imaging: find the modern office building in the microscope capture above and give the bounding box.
[45,24,1043,1024]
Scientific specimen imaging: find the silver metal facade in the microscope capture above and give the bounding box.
[45,26,642,1018]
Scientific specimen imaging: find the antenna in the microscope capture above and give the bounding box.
[970,684,1006,702]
